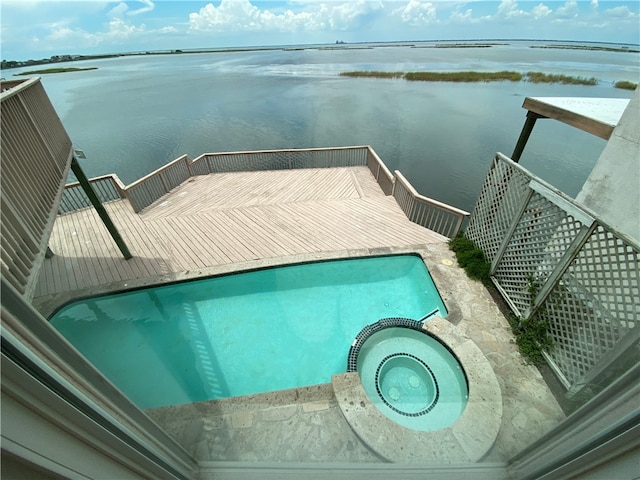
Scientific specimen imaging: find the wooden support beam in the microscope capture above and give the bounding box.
[70,157,132,260]
[511,111,543,163]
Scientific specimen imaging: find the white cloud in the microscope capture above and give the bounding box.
[497,0,527,18]
[449,6,475,23]
[590,0,598,8]
[531,3,552,19]
[328,1,383,30]
[108,2,129,18]
[604,5,637,19]
[108,0,155,18]
[393,0,437,26]
[555,0,578,19]
[128,0,155,16]
[188,0,382,33]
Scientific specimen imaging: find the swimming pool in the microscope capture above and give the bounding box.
[50,254,447,409]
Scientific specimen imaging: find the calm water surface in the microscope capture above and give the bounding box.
[10,41,638,212]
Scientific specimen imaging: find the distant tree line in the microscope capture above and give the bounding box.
[1,54,120,70]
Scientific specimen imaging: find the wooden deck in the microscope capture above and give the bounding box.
[34,166,447,300]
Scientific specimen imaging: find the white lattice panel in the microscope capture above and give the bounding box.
[544,226,640,384]
[466,155,531,262]
[467,154,639,391]
[493,192,583,315]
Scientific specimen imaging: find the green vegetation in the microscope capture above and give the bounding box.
[509,275,554,366]
[340,70,604,86]
[448,232,491,285]
[16,67,98,76]
[526,72,598,86]
[449,232,553,365]
[511,314,553,366]
[340,70,404,79]
[406,71,522,82]
[614,80,637,90]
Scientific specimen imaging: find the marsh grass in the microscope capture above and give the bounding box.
[405,71,522,82]
[17,67,98,76]
[614,80,637,90]
[525,72,598,85]
[340,70,604,86]
[339,71,404,78]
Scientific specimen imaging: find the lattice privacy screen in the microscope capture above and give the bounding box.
[467,153,640,391]
[466,155,531,262]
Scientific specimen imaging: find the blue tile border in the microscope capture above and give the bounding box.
[347,317,426,373]
[374,352,440,417]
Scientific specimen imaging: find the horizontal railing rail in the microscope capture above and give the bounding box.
[393,171,469,238]
[59,146,468,237]
[197,146,368,173]
[59,174,126,214]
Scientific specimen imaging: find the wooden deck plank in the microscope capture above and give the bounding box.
[223,209,290,258]
[36,167,448,299]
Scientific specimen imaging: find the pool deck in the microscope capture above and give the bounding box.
[33,165,565,465]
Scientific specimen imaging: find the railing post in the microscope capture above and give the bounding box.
[184,155,193,177]
[158,170,171,193]
[71,157,132,259]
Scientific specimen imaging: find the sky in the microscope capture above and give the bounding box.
[1,0,639,60]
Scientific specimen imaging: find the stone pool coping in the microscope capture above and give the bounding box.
[332,316,502,463]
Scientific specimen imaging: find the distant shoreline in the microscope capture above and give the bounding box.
[3,40,639,70]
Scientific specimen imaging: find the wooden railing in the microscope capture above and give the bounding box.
[124,147,369,212]
[1,77,73,299]
[194,146,368,173]
[366,147,395,195]
[393,171,469,238]
[59,174,126,213]
[60,146,468,237]
[126,155,191,212]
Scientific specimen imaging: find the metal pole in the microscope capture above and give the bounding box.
[70,156,132,259]
[511,111,543,163]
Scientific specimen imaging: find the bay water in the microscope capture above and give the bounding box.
[9,40,638,213]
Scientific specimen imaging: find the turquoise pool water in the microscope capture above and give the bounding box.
[50,254,447,409]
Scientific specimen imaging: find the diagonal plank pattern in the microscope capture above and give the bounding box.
[35,167,446,298]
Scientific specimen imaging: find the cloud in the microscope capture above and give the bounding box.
[128,0,155,16]
[497,0,527,18]
[604,5,637,19]
[108,0,155,18]
[188,0,382,33]
[449,6,475,23]
[555,0,578,19]
[393,1,437,26]
[108,2,129,18]
[531,3,552,19]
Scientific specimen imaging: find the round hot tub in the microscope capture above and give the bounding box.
[348,318,468,431]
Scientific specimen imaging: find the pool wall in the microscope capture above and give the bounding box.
[36,247,455,320]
